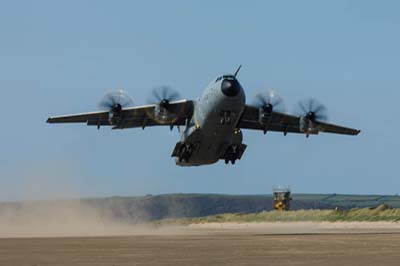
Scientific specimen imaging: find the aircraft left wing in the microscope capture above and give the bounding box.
[47,99,194,129]
[237,105,360,136]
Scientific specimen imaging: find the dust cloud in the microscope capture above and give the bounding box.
[0,199,181,238]
[0,164,182,238]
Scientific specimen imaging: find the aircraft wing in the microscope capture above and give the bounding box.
[47,99,194,129]
[237,105,360,136]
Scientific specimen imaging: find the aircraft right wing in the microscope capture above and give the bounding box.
[47,99,194,130]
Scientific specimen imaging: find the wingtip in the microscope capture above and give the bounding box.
[46,118,52,123]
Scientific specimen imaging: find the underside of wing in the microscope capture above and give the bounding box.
[237,106,301,134]
[47,99,194,129]
[237,105,360,136]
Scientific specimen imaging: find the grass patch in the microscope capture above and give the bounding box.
[156,205,400,225]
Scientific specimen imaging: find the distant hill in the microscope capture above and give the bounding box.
[1,193,400,222]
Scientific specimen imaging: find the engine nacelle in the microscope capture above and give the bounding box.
[154,104,178,124]
[258,108,272,125]
[299,116,319,136]
[108,104,123,125]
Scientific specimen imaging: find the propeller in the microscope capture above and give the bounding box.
[296,98,328,122]
[148,86,181,108]
[253,90,285,113]
[99,89,133,114]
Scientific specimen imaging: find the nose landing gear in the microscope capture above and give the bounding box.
[224,158,236,165]
[220,111,235,125]
[224,145,238,165]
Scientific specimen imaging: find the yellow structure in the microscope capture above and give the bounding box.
[273,188,292,211]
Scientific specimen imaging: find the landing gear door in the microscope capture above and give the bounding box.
[171,142,184,157]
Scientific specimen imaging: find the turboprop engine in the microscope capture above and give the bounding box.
[98,90,134,125]
[252,90,285,134]
[296,98,328,137]
[148,86,182,125]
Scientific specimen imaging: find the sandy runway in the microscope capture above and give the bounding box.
[1,222,400,266]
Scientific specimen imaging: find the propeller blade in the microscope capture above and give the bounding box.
[254,93,267,106]
[252,90,285,113]
[313,104,326,114]
[98,90,133,111]
[298,102,308,114]
[295,98,328,122]
[161,86,168,100]
[167,90,180,101]
[148,86,181,105]
[315,113,328,121]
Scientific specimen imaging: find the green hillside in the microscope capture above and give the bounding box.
[292,193,400,209]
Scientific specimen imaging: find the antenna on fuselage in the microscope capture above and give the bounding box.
[234,65,242,77]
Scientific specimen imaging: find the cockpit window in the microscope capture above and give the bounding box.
[215,76,223,82]
[222,75,235,79]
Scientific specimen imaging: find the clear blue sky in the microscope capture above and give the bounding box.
[1,0,399,200]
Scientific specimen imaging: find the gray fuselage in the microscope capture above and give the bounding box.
[176,75,246,166]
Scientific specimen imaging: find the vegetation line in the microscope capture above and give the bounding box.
[156,205,400,225]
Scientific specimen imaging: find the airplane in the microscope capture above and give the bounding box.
[47,66,360,166]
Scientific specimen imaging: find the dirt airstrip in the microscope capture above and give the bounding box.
[0,222,399,266]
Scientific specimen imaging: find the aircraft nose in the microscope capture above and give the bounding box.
[221,79,241,97]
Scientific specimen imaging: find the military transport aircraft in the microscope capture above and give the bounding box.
[47,66,360,166]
